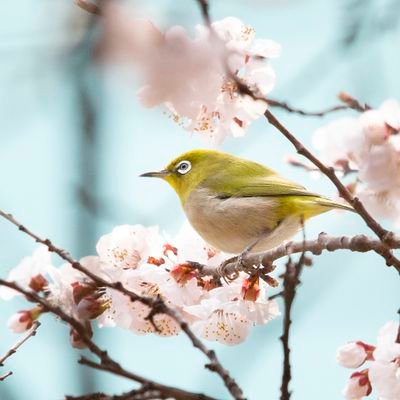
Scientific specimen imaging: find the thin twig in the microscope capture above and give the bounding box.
[0,371,12,382]
[267,93,370,117]
[78,358,218,400]
[0,210,244,400]
[263,110,400,273]
[75,0,102,15]
[196,0,211,26]
[280,221,307,400]
[0,321,40,381]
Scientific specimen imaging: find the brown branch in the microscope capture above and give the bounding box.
[0,321,40,381]
[267,92,370,117]
[263,110,400,273]
[195,0,211,26]
[196,232,400,279]
[0,210,244,400]
[0,281,218,400]
[0,371,12,382]
[267,100,348,117]
[78,358,218,400]
[279,222,307,400]
[75,0,102,15]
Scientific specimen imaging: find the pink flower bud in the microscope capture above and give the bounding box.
[7,307,41,333]
[241,275,260,301]
[337,342,374,368]
[163,243,178,257]
[71,281,96,305]
[170,263,197,285]
[343,369,372,399]
[28,274,48,293]
[76,294,109,320]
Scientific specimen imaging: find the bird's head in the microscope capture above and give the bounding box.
[140,149,231,204]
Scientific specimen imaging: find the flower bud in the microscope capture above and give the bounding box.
[170,263,197,284]
[28,274,48,293]
[71,281,97,305]
[337,342,374,368]
[163,243,178,257]
[76,293,109,320]
[342,369,372,399]
[7,307,42,333]
[241,275,260,301]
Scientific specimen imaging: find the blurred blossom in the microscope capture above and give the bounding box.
[98,3,280,145]
[312,99,400,225]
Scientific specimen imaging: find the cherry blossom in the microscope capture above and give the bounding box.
[338,321,400,400]
[336,342,374,369]
[185,277,279,345]
[312,99,400,224]
[99,4,280,144]
[342,370,372,400]
[369,322,400,400]
[96,225,164,270]
[7,308,42,333]
[0,245,53,300]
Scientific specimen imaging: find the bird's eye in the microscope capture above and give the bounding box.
[176,160,192,175]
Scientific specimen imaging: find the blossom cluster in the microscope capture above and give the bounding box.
[337,321,400,400]
[99,3,280,145]
[0,222,279,346]
[312,99,400,225]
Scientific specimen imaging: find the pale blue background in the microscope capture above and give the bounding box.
[0,1,399,399]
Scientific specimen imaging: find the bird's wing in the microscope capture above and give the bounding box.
[204,173,320,199]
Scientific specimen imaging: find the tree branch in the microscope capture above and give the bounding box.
[75,0,102,16]
[0,209,244,400]
[0,321,40,381]
[195,232,400,280]
[267,92,370,117]
[77,358,218,400]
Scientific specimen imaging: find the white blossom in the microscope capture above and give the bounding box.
[342,370,372,400]
[0,245,53,300]
[312,99,400,224]
[96,225,163,270]
[99,5,280,144]
[369,322,400,400]
[337,342,370,369]
[185,278,279,345]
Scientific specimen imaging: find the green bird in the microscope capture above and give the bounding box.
[140,149,353,254]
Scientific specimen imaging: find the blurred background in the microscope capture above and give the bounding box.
[1,0,399,399]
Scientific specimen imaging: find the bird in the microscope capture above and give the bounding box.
[140,149,353,255]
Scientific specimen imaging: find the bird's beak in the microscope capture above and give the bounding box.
[139,169,170,178]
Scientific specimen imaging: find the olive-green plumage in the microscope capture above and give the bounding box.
[140,149,353,254]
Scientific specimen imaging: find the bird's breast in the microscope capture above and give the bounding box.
[183,188,289,254]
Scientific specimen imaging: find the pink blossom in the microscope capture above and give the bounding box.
[342,370,372,399]
[336,342,374,368]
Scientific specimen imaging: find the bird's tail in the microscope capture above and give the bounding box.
[298,196,355,220]
[314,197,355,213]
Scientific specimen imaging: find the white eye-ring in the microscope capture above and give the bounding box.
[176,160,192,175]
